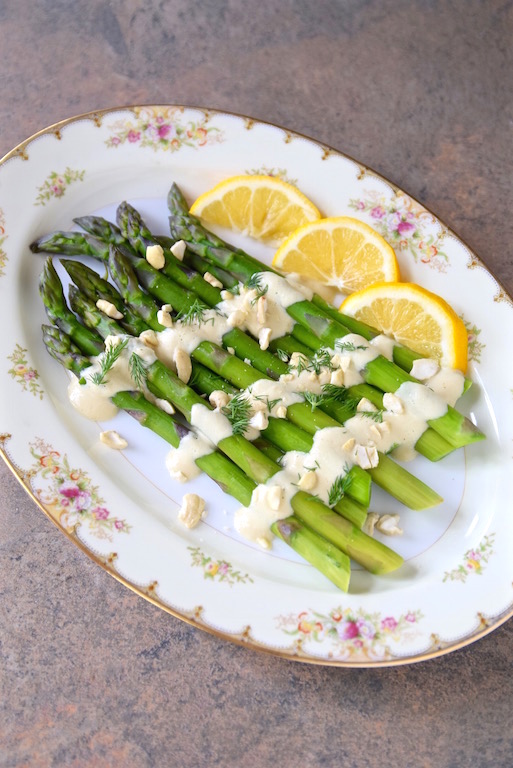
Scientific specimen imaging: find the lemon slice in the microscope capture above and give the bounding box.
[272,217,400,293]
[189,175,321,243]
[340,282,468,371]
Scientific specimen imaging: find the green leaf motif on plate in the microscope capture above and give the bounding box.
[443,533,495,583]
[348,190,449,272]
[34,168,86,207]
[29,438,131,539]
[7,343,44,398]
[461,316,485,364]
[245,166,298,186]
[188,546,254,586]
[105,106,224,153]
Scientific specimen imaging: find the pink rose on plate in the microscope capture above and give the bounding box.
[405,612,417,623]
[338,620,359,640]
[127,130,141,143]
[381,616,398,631]
[370,205,386,219]
[397,220,416,237]
[93,506,110,520]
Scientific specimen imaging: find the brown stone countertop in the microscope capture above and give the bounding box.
[0,2,512,766]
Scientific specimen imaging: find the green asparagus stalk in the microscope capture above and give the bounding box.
[272,517,351,591]
[44,269,404,575]
[168,185,477,402]
[30,221,468,459]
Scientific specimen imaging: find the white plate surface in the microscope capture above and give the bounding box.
[0,106,511,666]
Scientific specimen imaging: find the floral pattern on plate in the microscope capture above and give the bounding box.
[7,344,44,398]
[462,317,485,364]
[443,534,495,583]
[348,190,449,272]
[245,166,298,186]
[34,168,86,206]
[188,546,254,586]
[276,606,423,661]
[29,438,131,539]
[105,106,224,153]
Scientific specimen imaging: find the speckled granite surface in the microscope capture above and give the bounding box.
[1,1,512,766]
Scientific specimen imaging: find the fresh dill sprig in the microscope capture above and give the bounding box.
[286,352,310,375]
[244,273,264,291]
[176,299,212,326]
[309,349,334,374]
[335,340,368,352]
[304,460,320,472]
[129,352,148,389]
[253,394,282,413]
[359,409,385,423]
[328,470,352,507]
[287,348,334,376]
[275,348,289,363]
[303,391,325,411]
[221,392,252,435]
[90,338,129,386]
[320,384,359,411]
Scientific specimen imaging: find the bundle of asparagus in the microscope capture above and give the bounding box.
[31,184,485,592]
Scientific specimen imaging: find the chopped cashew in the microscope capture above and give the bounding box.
[100,430,128,450]
[376,514,403,536]
[226,346,235,355]
[170,240,186,260]
[221,290,234,300]
[411,358,440,380]
[256,296,267,325]
[174,348,192,383]
[178,493,206,529]
[157,309,173,328]
[249,410,269,430]
[363,512,380,536]
[275,405,287,419]
[209,390,231,409]
[355,444,379,469]
[383,392,404,414]
[357,397,378,412]
[256,536,271,550]
[343,437,356,451]
[96,299,123,320]
[227,309,247,328]
[298,471,317,491]
[330,368,345,386]
[318,370,331,385]
[280,373,294,383]
[267,485,283,511]
[140,329,158,348]
[258,327,272,350]
[146,244,165,269]
[155,398,175,415]
[162,303,173,313]
[203,271,223,289]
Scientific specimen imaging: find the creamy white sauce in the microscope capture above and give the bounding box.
[67,337,157,421]
[424,367,465,406]
[217,272,307,341]
[190,403,233,445]
[165,432,214,482]
[153,310,230,369]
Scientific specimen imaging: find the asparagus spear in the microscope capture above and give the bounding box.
[42,264,403,574]
[30,222,471,457]
[43,324,355,588]
[77,206,473,458]
[167,185,481,432]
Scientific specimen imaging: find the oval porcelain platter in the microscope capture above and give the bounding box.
[0,105,512,667]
